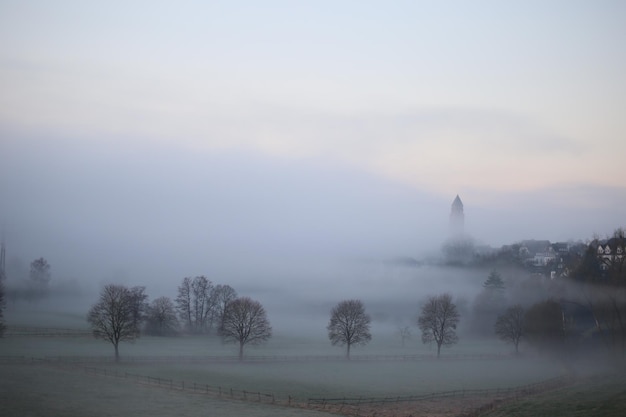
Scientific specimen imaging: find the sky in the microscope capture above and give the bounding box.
[1,1,625,296]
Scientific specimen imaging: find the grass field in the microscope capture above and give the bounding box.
[1,309,623,416]
[479,374,626,417]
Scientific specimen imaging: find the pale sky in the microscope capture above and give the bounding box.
[2,1,625,194]
[1,1,625,285]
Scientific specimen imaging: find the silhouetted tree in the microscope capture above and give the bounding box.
[524,299,564,352]
[29,257,51,298]
[495,304,525,354]
[220,297,271,360]
[417,293,460,357]
[212,284,237,332]
[327,299,372,359]
[397,325,412,347]
[570,229,626,355]
[175,276,216,333]
[472,270,507,336]
[145,296,179,336]
[87,284,145,362]
[484,270,505,291]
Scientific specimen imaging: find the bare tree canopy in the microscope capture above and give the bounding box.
[28,257,51,297]
[212,284,237,331]
[86,284,147,361]
[397,325,412,348]
[175,276,218,334]
[145,296,179,336]
[327,299,372,359]
[29,257,51,285]
[417,293,460,357]
[495,304,525,354]
[220,297,272,360]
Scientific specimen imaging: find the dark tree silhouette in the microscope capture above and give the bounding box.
[87,284,146,362]
[220,297,272,360]
[145,296,179,336]
[483,270,505,291]
[327,299,372,359]
[417,293,460,357]
[397,325,412,347]
[212,284,237,332]
[175,276,217,333]
[495,304,525,354]
[29,257,51,297]
[524,299,565,351]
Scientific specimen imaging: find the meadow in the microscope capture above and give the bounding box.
[3,306,619,416]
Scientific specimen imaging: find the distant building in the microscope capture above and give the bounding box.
[449,195,464,237]
[596,237,625,271]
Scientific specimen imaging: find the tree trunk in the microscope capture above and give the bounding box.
[239,342,244,361]
[114,342,120,363]
[437,343,441,358]
[346,343,351,360]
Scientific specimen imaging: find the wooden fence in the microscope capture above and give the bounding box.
[37,352,513,364]
[307,376,570,409]
[3,326,91,337]
[82,367,293,406]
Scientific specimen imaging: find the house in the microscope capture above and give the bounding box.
[596,237,625,271]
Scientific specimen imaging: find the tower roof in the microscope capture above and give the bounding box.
[452,194,463,208]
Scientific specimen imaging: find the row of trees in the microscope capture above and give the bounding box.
[87,281,271,361]
[327,294,461,359]
[175,276,237,334]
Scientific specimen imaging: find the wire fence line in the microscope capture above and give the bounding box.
[2,356,572,416]
[3,326,91,337]
[306,375,570,408]
[14,352,514,364]
[81,365,571,414]
[82,366,295,406]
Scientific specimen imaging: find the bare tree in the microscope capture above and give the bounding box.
[417,293,460,357]
[397,325,412,347]
[145,296,179,336]
[220,297,272,360]
[211,284,237,332]
[87,284,145,362]
[495,304,525,354]
[175,276,216,333]
[176,277,193,330]
[29,257,51,297]
[327,299,372,359]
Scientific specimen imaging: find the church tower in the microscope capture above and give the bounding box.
[450,195,464,237]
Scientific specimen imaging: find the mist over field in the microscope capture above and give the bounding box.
[2,2,626,416]
[1,133,625,338]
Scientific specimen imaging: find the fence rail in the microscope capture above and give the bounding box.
[3,356,572,416]
[35,352,513,364]
[4,326,91,337]
[83,367,285,405]
[306,375,570,408]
